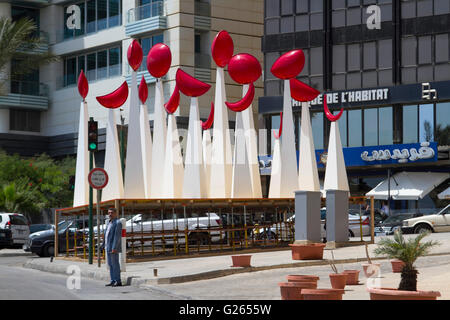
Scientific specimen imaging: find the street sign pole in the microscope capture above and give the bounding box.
[96,189,101,267]
[88,151,93,265]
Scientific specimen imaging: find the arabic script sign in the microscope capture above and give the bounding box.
[361,142,435,164]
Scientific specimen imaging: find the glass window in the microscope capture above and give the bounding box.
[109,0,121,27]
[266,0,280,17]
[296,0,308,13]
[295,15,309,32]
[364,108,378,146]
[281,0,293,15]
[403,105,418,143]
[347,44,360,71]
[436,102,450,145]
[347,7,361,25]
[87,0,96,33]
[363,42,376,70]
[379,106,393,145]
[10,110,40,132]
[97,50,107,79]
[271,114,281,154]
[348,109,362,147]
[311,111,324,149]
[310,47,323,75]
[281,16,294,33]
[417,0,433,16]
[266,19,280,35]
[65,57,77,86]
[97,0,107,31]
[310,12,323,30]
[109,47,120,76]
[87,53,96,81]
[75,2,85,37]
[77,55,85,79]
[378,39,392,69]
[419,104,434,142]
[435,34,449,63]
[153,33,163,45]
[333,45,346,73]
[401,37,416,67]
[418,36,432,64]
[434,0,450,14]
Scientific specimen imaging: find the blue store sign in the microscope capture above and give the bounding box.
[258,142,438,174]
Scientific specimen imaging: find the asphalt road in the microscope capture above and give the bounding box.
[0,253,187,300]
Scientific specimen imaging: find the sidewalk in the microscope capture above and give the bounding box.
[23,232,450,287]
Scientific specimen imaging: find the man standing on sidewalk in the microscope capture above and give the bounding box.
[104,207,122,287]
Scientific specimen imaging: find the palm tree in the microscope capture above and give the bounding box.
[374,230,440,291]
[0,16,59,95]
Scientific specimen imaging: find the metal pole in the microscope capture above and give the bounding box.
[120,110,125,180]
[96,190,101,267]
[88,150,93,265]
[387,168,391,217]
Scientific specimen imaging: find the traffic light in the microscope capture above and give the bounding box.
[69,175,75,191]
[88,119,98,152]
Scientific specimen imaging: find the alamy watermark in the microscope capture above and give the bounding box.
[66,5,81,30]
[66,265,81,290]
[366,5,381,30]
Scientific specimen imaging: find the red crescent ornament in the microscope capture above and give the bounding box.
[138,76,148,104]
[127,39,143,71]
[290,78,320,102]
[271,50,305,79]
[211,30,234,68]
[164,85,180,114]
[274,112,283,139]
[77,69,88,100]
[227,53,262,84]
[147,43,172,78]
[201,102,215,130]
[323,94,344,122]
[175,69,211,97]
[96,81,129,109]
[225,82,255,112]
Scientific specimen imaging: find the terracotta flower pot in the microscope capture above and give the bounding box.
[391,259,406,273]
[367,287,441,300]
[302,288,346,300]
[287,275,320,284]
[329,273,348,289]
[231,255,252,267]
[342,270,360,285]
[289,243,326,260]
[362,263,381,278]
[278,281,317,300]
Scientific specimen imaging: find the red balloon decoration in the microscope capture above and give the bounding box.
[77,69,88,100]
[227,53,262,84]
[127,39,143,71]
[147,43,172,78]
[290,78,320,102]
[225,82,255,112]
[323,94,344,122]
[273,112,283,139]
[164,85,180,114]
[211,30,234,68]
[201,102,215,130]
[96,81,129,109]
[175,69,211,97]
[138,76,148,104]
[271,50,305,79]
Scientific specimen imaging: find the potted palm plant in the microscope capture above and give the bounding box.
[368,230,441,300]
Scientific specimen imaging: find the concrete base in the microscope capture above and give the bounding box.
[325,190,349,243]
[294,190,321,243]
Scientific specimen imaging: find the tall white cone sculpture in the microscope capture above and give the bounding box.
[140,96,152,199]
[231,111,253,198]
[269,137,282,198]
[210,68,232,198]
[162,114,184,198]
[150,79,167,198]
[73,101,89,207]
[241,84,262,198]
[202,129,212,198]
[279,79,299,197]
[324,121,350,191]
[102,108,124,201]
[124,71,145,198]
[298,102,320,191]
[183,97,205,198]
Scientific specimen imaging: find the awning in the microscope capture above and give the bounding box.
[366,171,450,200]
[438,187,450,200]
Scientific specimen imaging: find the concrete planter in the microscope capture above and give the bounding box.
[367,287,441,300]
[289,243,325,260]
[278,281,317,300]
[231,255,252,267]
[302,288,345,300]
[391,259,406,273]
[329,273,348,289]
[342,270,360,285]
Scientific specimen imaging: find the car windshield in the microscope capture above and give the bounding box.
[383,214,412,224]
[58,220,73,233]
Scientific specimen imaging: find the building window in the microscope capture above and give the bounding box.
[364,108,378,146]
[10,110,40,132]
[271,114,281,154]
[139,34,164,72]
[379,106,393,145]
[403,105,418,143]
[419,104,434,142]
[348,109,362,147]
[64,0,122,40]
[311,111,324,149]
[436,102,450,145]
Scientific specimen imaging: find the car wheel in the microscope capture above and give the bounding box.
[414,224,433,234]
[43,243,55,257]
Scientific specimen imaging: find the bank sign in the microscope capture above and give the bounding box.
[258,142,438,175]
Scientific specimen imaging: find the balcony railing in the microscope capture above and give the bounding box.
[10,80,48,97]
[127,1,164,23]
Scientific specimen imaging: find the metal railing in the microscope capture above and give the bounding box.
[127,1,164,24]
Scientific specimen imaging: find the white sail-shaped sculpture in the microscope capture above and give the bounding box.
[202,129,212,198]
[279,80,299,197]
[124,71,145,198]
[102,108,124,201]
[150,79,167,198]
[162,114,184,198]
[269,137,282,198]
[139,82,152,199]
[241,84,262,198]
[182,97,205,198]
[73,101,89,207]
[231,111,253,198]
[324,120,349,191]
[210,67,233,198]
[298,102,320,191]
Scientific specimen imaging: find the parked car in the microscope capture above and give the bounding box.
[0,228,13,249]
[0,213,30,247]
[321,208,371,239]
[25,220,84,257]
[375,213,423,236]
[402,204,450,234]
[29,224,53,235]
